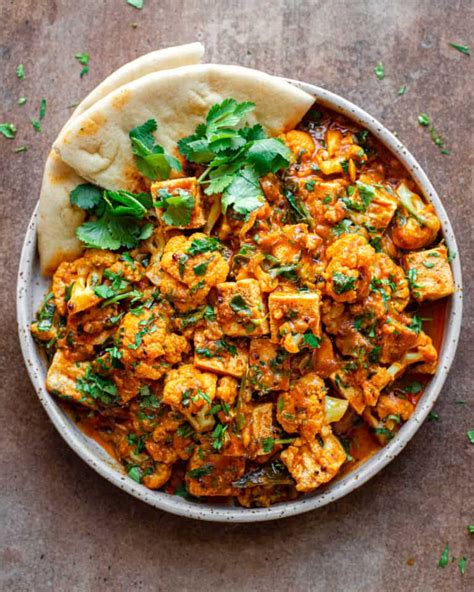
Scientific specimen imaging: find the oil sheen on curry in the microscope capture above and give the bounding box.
[32,102,455,507]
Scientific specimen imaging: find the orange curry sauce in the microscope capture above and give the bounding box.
[34,105,453,507]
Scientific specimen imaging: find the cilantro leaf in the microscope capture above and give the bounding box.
[303,333,321,348]
[0,123,16,139]
[70,183,103,210]
[75,53,90,77]
[127,0,144,8]
[437,543,449,568]
[247,138,292,174]
[72,183,153,250]
[206,99,255,130]
[332,272,356,294]
[129,119,181,180]
[222,165,265,217]
[155,188,195,226]
[16,64,25,80]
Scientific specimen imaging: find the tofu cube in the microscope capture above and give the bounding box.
[194,327,248,378]
[402,245,455,302]
[248,338,291,392]
[46,351,94,408]
[186,449,245,496]
[241,403,275,458]
[268,290,321,353]
[152,177,205,229]
[216,279,269,337]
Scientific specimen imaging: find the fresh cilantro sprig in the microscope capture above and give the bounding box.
[129,119,181,180]
[177,98,292,218]
[71,183,153,250]
[154,188,195,226]
[0,123,17,139]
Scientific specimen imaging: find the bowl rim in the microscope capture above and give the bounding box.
[17,78,463,523]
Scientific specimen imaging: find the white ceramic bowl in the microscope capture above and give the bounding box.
[17,79,463,522]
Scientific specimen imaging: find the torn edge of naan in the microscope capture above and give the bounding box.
[38,43,205,275]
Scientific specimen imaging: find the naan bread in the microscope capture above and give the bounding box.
[53,64,315,192]
[38,43,205,275]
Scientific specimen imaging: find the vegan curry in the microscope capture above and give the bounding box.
[32,102,454,507]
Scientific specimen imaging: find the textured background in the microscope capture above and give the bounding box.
[1,1,473,590]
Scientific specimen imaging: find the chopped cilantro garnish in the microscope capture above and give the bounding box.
[448,42,470,56]
[39,98,47,120]
[373,62,385,80]
[193,261,209,276]
[0,123,16,139]
[17,97,27,106]
[187,465,214,478]
[458,556,467,575]
[418,113,430,127]
[467,430,474,445]
[187,236,223,256]
[211,423,228,451]
[31,118,41,133]
[404,381,423,394]
[332,272,356,294]
[75,53,90,77]
[229,294,251,315]
[428,411,439,422]
[76,366,119,406]
[438,543,449,568]
[16,64,25,79]
[14,145,27,153]
[303,333,321,349]
[129,119,181,180]
[127,0,144,7]
[398,85,407,96]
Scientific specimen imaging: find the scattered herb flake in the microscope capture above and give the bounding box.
[374,62,385,80]
[16,64,25,79]
[17,97,27,106]
[458,556,467,575]
[39,98,47,120]
[14,145,27,153]
[467,430,474,445]
[448,42,470,56]
[127,0,144,8]
[428,411,439,422]
[438,543,449,568]
[418,113,430,127]
[75,53,90,77]
[398,85,407,96]
[0,123,17,139]
[31,118,41,133]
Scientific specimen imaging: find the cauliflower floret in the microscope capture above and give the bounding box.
[277,373,327,438]
[141,463,172,489]
[281,430,347,492]
[325,234,375,303]
[284,130,315,161]
[119,305,189,380]
[161,233,229,292]
[162,364,217,432]
[392,181,441,250]
[216,376,239,406]
[52,250,118,316]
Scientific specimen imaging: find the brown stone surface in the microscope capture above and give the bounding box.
[1,1,473,590]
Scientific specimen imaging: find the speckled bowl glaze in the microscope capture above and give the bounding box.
[17,79,463,522]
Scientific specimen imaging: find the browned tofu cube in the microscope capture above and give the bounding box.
[186,449,245,496]
[216,279,269,337]
[151,177,205,229]
[402,245,455,302]
[241,403,275,458]
[194,326,248,378]
[268,290,321,353]
[248,338,291,392]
